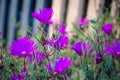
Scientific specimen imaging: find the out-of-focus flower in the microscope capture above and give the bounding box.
[104,40,120,58]
[10,74,24,80]
[28,52,45,64]
[11,74,18,80]
[9,36,37,58]
[46,36,69,50]
[58,24,67,35]
[94,53,103,64]
[102,23,113,35]
[0,31,2,36]
[45,39,54,46]
[49,19,59,26]
[46,57,72,74]
[103,45,114,56]
[72,41,93,57]
[78,18,90,27]
[10,68,30,80]
[32,8,53,24]
[0,64,4,69]
[54,36,69,50]
[35,52,45,64]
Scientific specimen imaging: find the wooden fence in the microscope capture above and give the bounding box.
[0,0,119,46]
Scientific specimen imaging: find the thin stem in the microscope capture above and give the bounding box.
[79,56,82,65]
[0,45,3,60]
[33,33,43,45]
[77,28,95,44]
[24,57,26,71]
[97,37,101,53]
[44,46,50,61]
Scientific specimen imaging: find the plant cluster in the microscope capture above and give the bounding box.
[0,8,120,80]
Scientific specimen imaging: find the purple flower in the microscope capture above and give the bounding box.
[32,8,53,24]
[46,36,69,50]
[11,74,18,80]
[10,74,24,80]
[58,24,67,35]
[46,57,72,74]
[104,40,120,58]
[54,36,69,50]
[9,36,37,58]
[103,45,114,56]
[28,52,45,64]
[72,41,93,57]
[49,19,59,26]
[78,18,90,27]
[102,23,113,35]
[0,64,4,69]
[94,53,103,64]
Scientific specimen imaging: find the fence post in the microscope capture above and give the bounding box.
[0,0,6,34]
[86,0,105,33]
[66,0,84,34]
[20,0,31,35]
[110,0,119,38]
[7,0,18,46]
[110,0,118,23]
[86,0,105,19]
[49,0,65,37]
[33,0,45,32]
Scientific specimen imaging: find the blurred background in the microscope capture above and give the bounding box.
[0,0,120,46]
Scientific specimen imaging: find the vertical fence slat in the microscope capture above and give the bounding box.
[20,0,31,34]
[51,0,65,23]
[86,0,105,36]
[0,0,6,33]
[110,0,118,22]
[66,0,83,33]
[33,0,45,32]
[49,0,65,37]
[7,0,18,46]
[86,0,105,19]
[110,0,119,38]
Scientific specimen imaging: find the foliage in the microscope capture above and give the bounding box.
[0,8,120,80]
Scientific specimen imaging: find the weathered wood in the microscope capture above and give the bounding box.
[7,0,18,46]
[66,0,84,33]
[110,0,119,39]
[51,0,65,23]
[86,0,105,19]
[0,0,6,33]
[110,0,118,22]
[49,0,65,37]
[86,0,105,34]
[20,0,31,35]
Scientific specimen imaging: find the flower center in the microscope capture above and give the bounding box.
[117,51,120,55]
[22,51,26,55]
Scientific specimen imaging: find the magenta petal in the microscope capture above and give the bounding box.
[58,24,67,35]
[31,8,53,24]
[94,53,103,64]
[46,57,72,74]
[46,62,53,72]
[78,18,90,27]
[72,41,93,57]
[54,36,69,50]
[9,36,37,58]
[102,23,113,35]
[103,40,120,58]
[46,36,69,50]
[54,57,72,74]
[28,54,34,64]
